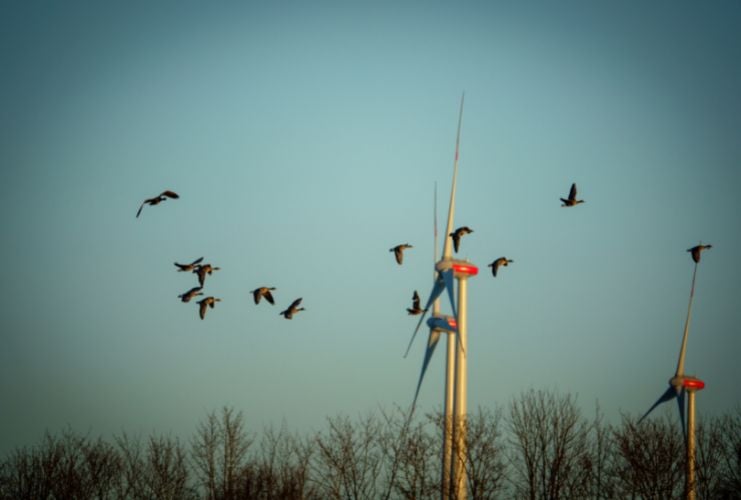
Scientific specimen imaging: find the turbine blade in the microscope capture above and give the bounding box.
[404,277,446,358]
[638,385,677,424]
[442,94,464,260]
[432,182,440,316]
[411,329,442,408]
[677,388,687,441]
[676,262,698,377]
[442,269,457,319]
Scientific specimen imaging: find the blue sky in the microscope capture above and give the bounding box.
[1,1,740,454]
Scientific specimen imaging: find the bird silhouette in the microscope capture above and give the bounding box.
[407,290,426,315]
[174,257,204,272]
[197,296,221,320]
[560,183,584,207]
[280,298,305,319]
[687,243,712,263]
[488,257,513,277]
[450,226,473,253]
[252,287,276,305]
[193,264,220,287]
[390,244,413,265]
[178,286,204,303]
[136,190,179,218]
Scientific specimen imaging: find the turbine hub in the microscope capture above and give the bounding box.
[427,314,457,333]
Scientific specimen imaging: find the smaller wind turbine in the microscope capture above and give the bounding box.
[639,243,711,500]
[407,182,459,500]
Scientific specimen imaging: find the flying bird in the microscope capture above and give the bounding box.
[251,286,276,305]
[136,190,179,218]
[488,257,513,277]
[197,296,221,320]
[390,244,413,265]
[174,257,204,272]
[280,298,305,319]
[560,183,584,207]
[449,226,473,253]
[178,286,203,303]
[407,290,426,315]
[687,243,712,263]
[193,264,220,287]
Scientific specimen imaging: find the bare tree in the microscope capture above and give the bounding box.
[238,422,319,499]
[80,436,123,499]
[116,432,195,499]
[115,432,146,498]
[142,434,194,499]
[0,428,123,500]
[462,407,508,499]
[375,406,438,500]
[583,402,616,499]
[219,407,251,499]
[191,406,253,500]
[0,445,47,500]
[692,414,727,499]
[311,413,385,500]
[388,410,437,500]
[611,414,684,499]
[507,389,591,500]
[716,406,741,497]
[192,410,219,499]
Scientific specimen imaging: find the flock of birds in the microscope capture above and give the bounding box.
[174,256,221,320]
[393,182,584,315]
[137,190,306,321]
[139,183,710,322]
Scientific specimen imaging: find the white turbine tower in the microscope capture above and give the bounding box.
[406,94,478,499]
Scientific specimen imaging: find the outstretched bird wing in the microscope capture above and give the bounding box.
[491,260,500,277]
[161,190,179,199]
[199,300,208,320]
[136,202,146,218]
[569,183,577,201]
[264,290,275,305]
[195,267,206,286]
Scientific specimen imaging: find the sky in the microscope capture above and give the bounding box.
[1,1,740,455]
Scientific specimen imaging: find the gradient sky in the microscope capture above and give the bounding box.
[2,1,740,455]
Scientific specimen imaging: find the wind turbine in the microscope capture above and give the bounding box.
[639,243,711,499]
[405,94,478,500]
[406,182,458,499]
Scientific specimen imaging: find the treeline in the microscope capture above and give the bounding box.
[1,390,739,499]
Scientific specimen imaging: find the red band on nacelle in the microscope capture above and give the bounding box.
[682,378,705,390]
[452,263,479,276]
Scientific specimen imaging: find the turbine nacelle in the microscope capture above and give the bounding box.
[436,259,479,279]
[427,314,457,333]
[671,375,705,391]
